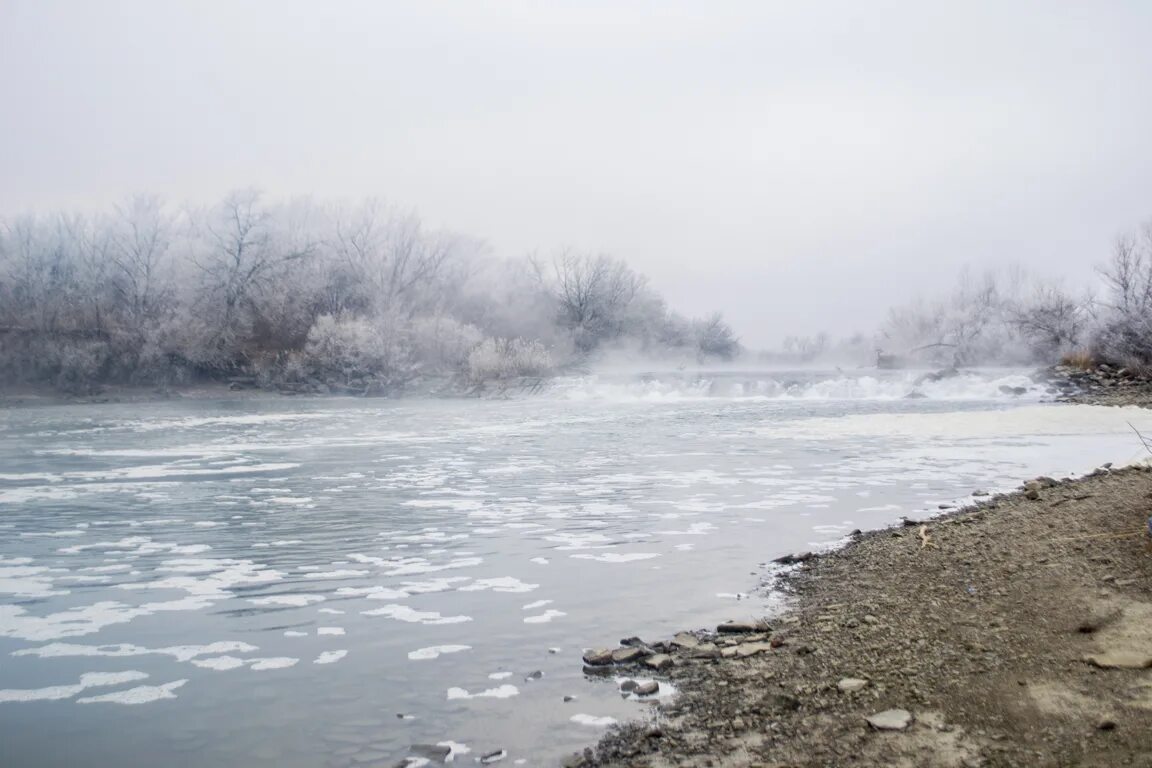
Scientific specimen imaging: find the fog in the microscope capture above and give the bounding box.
[3,1,1151,347]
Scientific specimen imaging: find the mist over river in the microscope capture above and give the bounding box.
[3,369,1151,767]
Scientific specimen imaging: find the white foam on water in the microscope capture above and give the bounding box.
[0,671,149,703]
[314,650,348,665]
[521,599,553,610]
[0,565,70,598]
[446,684,519,700]
[249,657,299,671]
[249,594,326,606]
[13,640,259,663]
[77,679,187,705]
[190,656,248,671]
[570,714,617,727]
[523,609,566,624]
[458,577,538,594]
[362,605,472,625]
[569,553,660,563]
[301,569,370,580]
[408,645,472,661]
[317,608,345,615]
[529,557,549,565]
[488,672,513,680]
[317,627,345,636]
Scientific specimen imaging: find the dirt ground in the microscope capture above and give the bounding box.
[580,466,1152,768]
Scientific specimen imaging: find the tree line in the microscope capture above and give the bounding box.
[0,190,740,394]
[763,218,1152,371]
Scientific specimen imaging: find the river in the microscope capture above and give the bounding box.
[2,369,1149,767]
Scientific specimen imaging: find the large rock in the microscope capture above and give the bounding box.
[735,642,773,658]
[582,649,614,666]
[671,632,700,649]
[717,620,762,634]
[642,654,674,671]
[611,646,645,664]
[866,709,913,731]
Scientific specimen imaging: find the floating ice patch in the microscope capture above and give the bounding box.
[0,671,149,703]
[446,685,519,700]
[317,627,345,636]
[284,631,308,638]
[521,600,552,611]
[13,641,259,662]
[190,656,248,671]
[77,679,187,705]
[335,585,411,600]
[459,577,538,594]
[314,650,347,665]
[0,565,70,598]
[362,605,472,625]
[570,714,617,727]
[488,672,513,680]
[528,557,549,565]
[249,657,299,671]
[658,522,716,536]
[569,553,660,563]
[302,570,370,580]
[523,609,566,624]
[317,608,345,615]
[408,645,471,661]
[249,594,325,607]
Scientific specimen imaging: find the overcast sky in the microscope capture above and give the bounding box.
[2,1,1151,347]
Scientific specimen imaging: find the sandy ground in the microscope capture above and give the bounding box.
[579,465,1152,768]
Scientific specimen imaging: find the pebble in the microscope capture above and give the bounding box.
[837,678,869,693]
[619,679,638,692]
[865,709,913,731]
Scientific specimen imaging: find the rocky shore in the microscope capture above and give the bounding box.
[573,388,1152,767]
[1044,362,1152,408]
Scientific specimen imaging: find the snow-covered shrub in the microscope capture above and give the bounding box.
[407,315,483,373]
[467,337,554,381]
[304,314,408,379]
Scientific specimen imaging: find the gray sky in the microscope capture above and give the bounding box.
[3,1,1151,347]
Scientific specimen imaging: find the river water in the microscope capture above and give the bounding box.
[1,369,1150,767]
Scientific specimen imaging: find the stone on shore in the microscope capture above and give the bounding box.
[642,654,674,671]
[865,709,913,731]
[582,649,614,666]
[837,677,869,693]
[671,632,700,648]
[634,681,660,696]
[611,647,645,664]
[717,620,762,634]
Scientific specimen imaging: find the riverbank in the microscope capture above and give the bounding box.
[578,465,1152,767]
